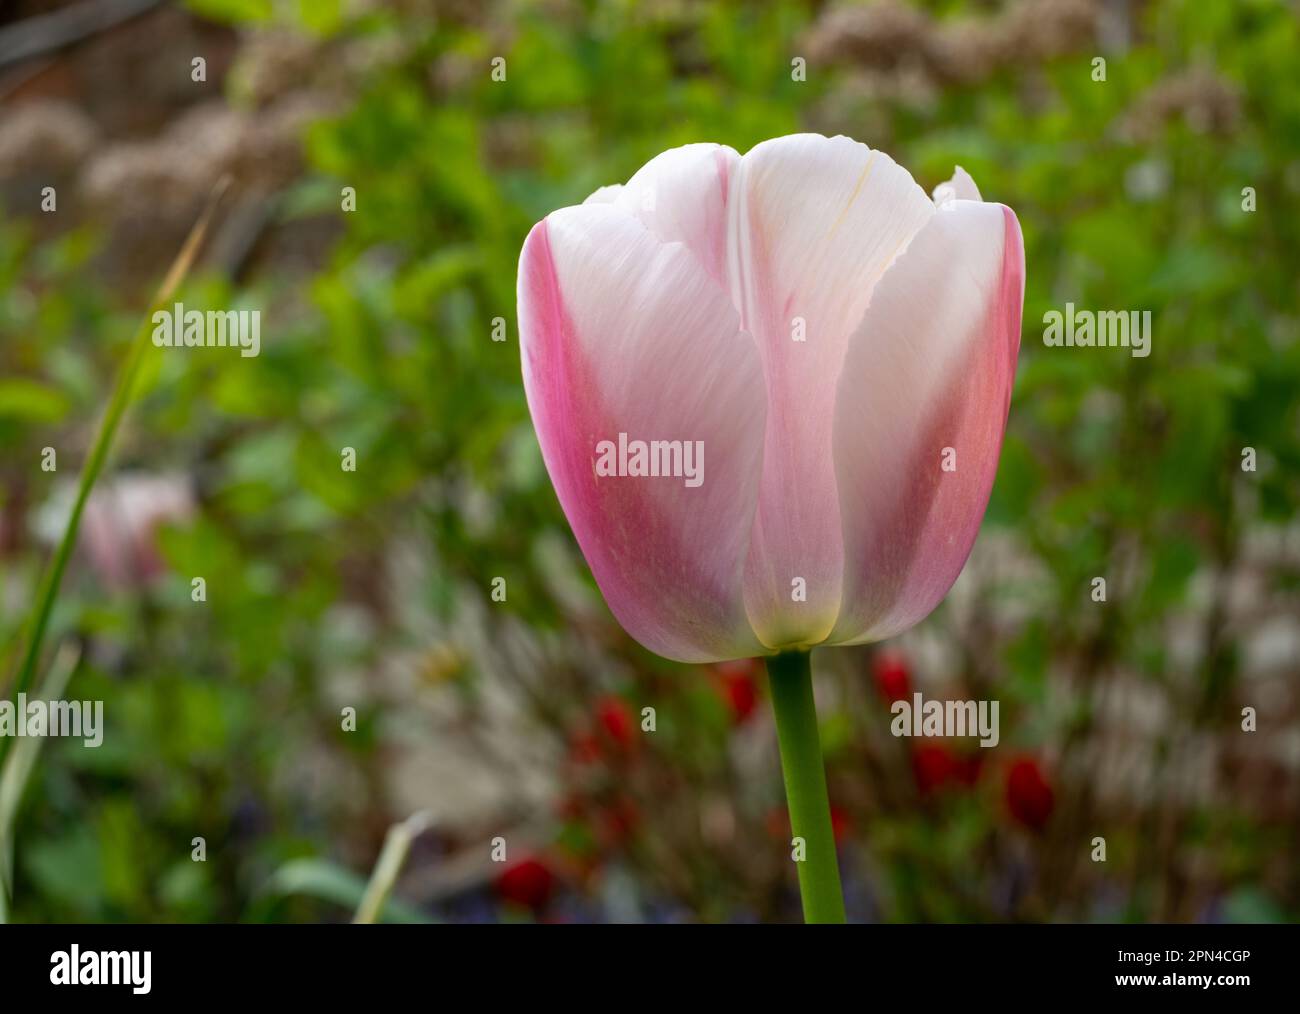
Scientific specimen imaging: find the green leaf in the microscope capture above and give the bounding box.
[0,379,68,422]
[264,858,434,923]
[1221,886,1287,924]
[184,0,273,24]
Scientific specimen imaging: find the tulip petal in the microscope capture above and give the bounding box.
[608,142,739,288]
[932,165,982,205]
[725,133,935,648]
[518,203,767,662]
[828,201,1024,645]
[584,185,623,204]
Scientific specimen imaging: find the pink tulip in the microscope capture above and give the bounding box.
[518,134,1023,664]
[77,473,194,590]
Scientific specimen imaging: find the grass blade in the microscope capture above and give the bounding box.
[0,640,81,922]
[352,811,433,925]
[0,178,229,771]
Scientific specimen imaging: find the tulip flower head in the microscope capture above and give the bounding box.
[518,134,1024,663]
[519,136,1024,923]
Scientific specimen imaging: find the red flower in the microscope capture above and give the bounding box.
[568,697,637,767]
[596,695,635,748]
[954,750,985,788]
[567,730,603,766]
[872,649,911,705]
[597,794,641,846]
[494,857,556,912]
[555,792,588,822]
[1005,756,1054,831]
[829,804,852,843]
[912,743,958,795]
[716,659,759,723]
[911,743,984,795]
[764,804,850,843]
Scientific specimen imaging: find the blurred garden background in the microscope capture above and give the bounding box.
[0,0,1297,923]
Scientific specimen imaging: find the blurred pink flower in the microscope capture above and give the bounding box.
[518,134,1023,662]
[75,473,194,589]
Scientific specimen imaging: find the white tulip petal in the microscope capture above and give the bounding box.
[725,133,935,648]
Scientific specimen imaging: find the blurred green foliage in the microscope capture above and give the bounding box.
[0,0,1296,922]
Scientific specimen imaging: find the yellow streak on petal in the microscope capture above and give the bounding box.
[828,150,876,238]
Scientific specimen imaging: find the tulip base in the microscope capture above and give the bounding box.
[765,650,847,924]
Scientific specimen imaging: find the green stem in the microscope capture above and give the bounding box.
[765,650,846,924]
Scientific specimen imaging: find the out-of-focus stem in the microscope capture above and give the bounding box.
[353,811,432,924]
